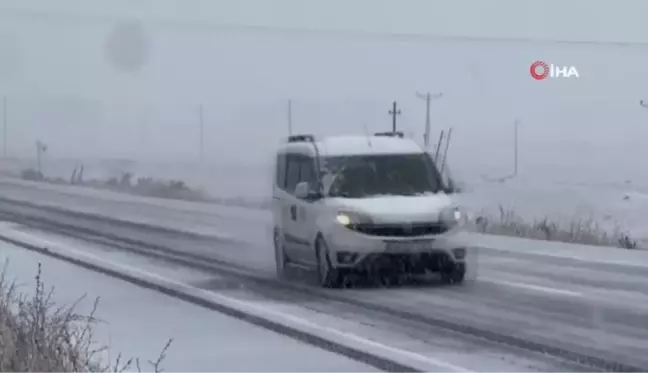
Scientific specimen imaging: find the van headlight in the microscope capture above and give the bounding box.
[335,212,373,226]
[335,213,352,225]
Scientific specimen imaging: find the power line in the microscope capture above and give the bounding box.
[1,7,645,47]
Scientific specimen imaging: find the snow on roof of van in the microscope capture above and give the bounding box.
[315,135,423,156]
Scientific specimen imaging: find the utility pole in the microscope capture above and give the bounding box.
[36,140,47,175]
[513,119,519,176]
[287,99,293,135]
[388,101,401,132]
[198,104,204,163]
[415,92,443,149]
[2,95,6,158]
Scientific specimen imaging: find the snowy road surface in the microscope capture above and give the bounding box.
[0,238,380,372]
[0,222,595,372]
[2,178,648,369]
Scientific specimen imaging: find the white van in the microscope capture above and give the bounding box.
[271,132,468,288]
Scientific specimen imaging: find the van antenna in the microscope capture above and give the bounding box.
[439,127,453,175]
[363,123,373,147]
[434,130,445,163]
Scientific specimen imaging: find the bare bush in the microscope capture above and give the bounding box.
[0,261,173,372]
[88,174,207,202]
[20,167,208,203]
[19,169,44,182]
[468,205,638,249]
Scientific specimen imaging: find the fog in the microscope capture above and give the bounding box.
[2,0,648,187]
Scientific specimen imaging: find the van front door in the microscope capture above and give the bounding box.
[291,155,320,266]
[282,153,306,262]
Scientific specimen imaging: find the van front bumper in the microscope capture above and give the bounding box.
[323,222,467,271]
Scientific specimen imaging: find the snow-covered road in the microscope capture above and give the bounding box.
[0,235,380,372]
[2,177,648,370]
[2,176,647,265]
[0,221,595,372]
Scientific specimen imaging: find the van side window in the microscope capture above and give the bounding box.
[299,156,317,188]
[285,154,301,193]
[275,153,286,189]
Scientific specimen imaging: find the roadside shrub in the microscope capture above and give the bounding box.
[129,177,206,201]
[20,169,44,182]
[468,205,638,249]
[0,262,173,372]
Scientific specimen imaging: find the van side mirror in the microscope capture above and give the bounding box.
[444,178,462,193]
[294,181,321,200]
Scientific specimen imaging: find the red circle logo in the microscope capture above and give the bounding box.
[530,61,549,80]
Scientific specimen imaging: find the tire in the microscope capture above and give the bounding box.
[274,228,288,280]
[315,236,344,288]
[441,262,466,285]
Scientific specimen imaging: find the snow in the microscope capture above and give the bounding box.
[0,238,379,372]
[5,153,648,249]
[3,175,648,264]
[455,178,648,247]
[0,158,272,201]
[456,232,648,267]
[316,136,423,157]
[0,177,270,245]
[0,223,591,372]
[281,135,424,157]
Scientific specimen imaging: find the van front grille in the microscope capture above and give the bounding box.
[348,222,449,237]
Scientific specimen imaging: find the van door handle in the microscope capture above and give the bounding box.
[290,205,297,221]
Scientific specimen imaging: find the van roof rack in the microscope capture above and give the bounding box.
[373,131,404,138]
[287,134,315,143]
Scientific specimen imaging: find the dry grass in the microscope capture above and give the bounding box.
[468,205,638,249]
[0,261,173,372]
[20,168,208,203]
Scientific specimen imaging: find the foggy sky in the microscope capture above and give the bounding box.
[1,0,648,185]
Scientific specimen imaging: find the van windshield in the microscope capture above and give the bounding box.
[322,153,444,198]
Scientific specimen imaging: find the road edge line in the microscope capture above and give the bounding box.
[0,230,442,373]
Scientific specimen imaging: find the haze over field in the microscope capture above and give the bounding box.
[2,0,648,238]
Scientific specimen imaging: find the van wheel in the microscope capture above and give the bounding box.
[274,228,288,280]
[315,236,344,288]
[440,263,466,285]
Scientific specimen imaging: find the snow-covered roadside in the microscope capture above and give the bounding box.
[0,235,379,372]
[0,158,271,202]
[0,177,268,245]
[2,160,646,246]
[1,176,646,261]
[0,222,582,372]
